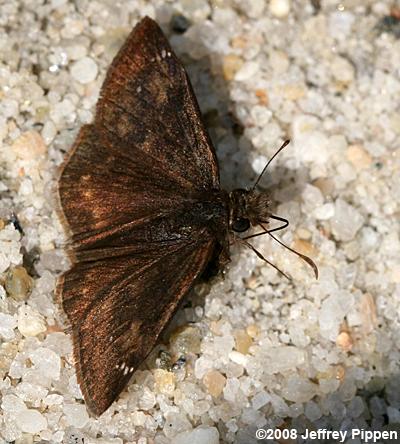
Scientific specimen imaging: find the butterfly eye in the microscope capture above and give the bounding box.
[232,218,250,233]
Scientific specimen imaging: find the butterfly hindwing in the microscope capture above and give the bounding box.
[61,237,214,416]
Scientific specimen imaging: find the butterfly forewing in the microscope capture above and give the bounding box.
[57,17,225,415]
[59,125,204,248]
[96,17,219,190]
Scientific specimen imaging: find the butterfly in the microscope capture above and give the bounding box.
[57,17,317,416]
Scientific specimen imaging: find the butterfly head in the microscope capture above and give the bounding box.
[229,188,271,233]
[228,186,318,280]
[227,138,318,280]
[228,140,291,234]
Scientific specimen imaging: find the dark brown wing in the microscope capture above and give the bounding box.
[58,124,200,248]
[96,16,219,190]
[57,17,224,416]
[58,17,220,246]
[61,236,214,416]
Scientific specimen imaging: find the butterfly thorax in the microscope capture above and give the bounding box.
[145,191,230,243]
[229,189,271,233]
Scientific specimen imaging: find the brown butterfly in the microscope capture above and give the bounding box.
[57,17,317,416]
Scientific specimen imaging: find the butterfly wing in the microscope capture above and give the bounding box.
[60,236,214,416]
[58,17,220,247]
[58,124,201,249]
[95,17,219,190]
[57,17,225,415]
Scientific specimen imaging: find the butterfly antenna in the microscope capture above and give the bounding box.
[240,238,291,281]
[252,139,291,190]
[260,223,319,279]
[242,214,289,240]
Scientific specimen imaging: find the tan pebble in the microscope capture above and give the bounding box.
[312,177,335,196]
[255,89,269,105]
[346,144,372,170]
[231,35,247,49]
[46,323,64,334]
[234,330,253,354]
[391,6,400,20]
[331,56,355,86]
[173,388,185,404]
[0,342,18,378]
[315,366,344,382]
[35,106,49,122]
[281,84,305,100]
[15,434,34,444]
[292,239,316,257]
[316,368,335,381]
[336,331,353,352]
[319,226,331,238]
[210,320,223,335]
[296,228,311,240]
[335,365,346,382]
[154,369,176,396]
[8,120,17,132]
[0,219,5,230]
[360,293,377,335]
[244,275,258,290]
[169,325,201,356]
[203,370,226,397]
[246,324,260,338]
[269,50,289,74]
[5,266,33,301]
[222,54,244,81]
[12,131,46,160]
